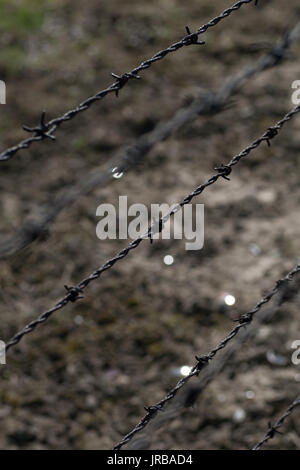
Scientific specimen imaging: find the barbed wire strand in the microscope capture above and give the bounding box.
[1,22,299,259]
[0,0,257,162]
[112,264,300,450]
[124,279,300,449]
[252,395,300,450]
[4,104,300,352]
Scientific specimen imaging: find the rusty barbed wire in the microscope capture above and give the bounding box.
[253,395,300,450]
[1,22,300,259]
[4,104,300,353]
[0,0,257,162]
[112,264,300,449]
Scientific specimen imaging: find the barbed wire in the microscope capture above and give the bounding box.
[112,264,300,449]
[0,0,257,162]
[115,278,300,450]
[4,104,300,352]
[1,22,299,259]
[0,1,299,452]
[253,395,300,450]
[0,0,299,453]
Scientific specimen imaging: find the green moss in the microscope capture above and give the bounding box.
[0,46,27,74]
[71,136,88,152]
[0,0,46,75]
[0,0,45,33]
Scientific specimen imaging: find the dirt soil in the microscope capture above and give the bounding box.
[0,0,300,450]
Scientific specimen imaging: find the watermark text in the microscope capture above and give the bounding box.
[96,196,204,251]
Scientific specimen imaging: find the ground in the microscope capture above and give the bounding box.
[0,0,300,450]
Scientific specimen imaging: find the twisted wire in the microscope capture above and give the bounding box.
[116,279,300,450]
[253,395,300,450]
[5,104,300,352]
[1,22,299,258]
[113,264,300,449]
[0,0,257,162]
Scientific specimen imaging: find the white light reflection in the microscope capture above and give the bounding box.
[224,294,236,306]
[180,365,192,376]
[163,255,174,266]
[112,167,124,179]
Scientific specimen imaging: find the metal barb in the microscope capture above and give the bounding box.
[236,312,253,324]
[253,396,300,450]
[183,26,205,46]
[263,126,279,147]
[194,355,210,373]
[111,72,141,97]
[144,405,162,414]
[64,285,84,302]
[266,422,283,439]
[23,111,56,141]
[214,163,232,180]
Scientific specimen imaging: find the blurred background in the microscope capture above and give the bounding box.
[0,0,300,449]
